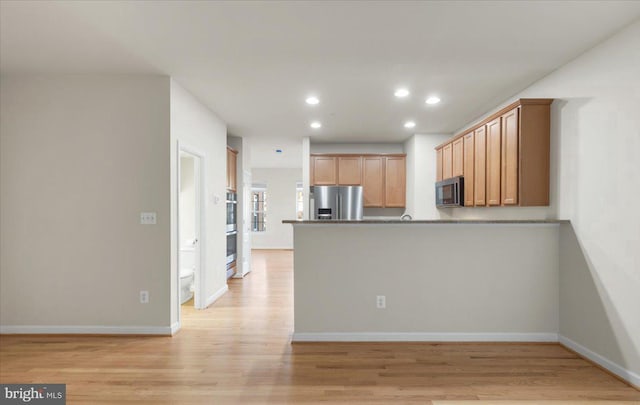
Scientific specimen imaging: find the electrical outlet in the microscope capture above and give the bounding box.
[376,295,386,309]
[140,290,149,304]
[140,212,156,225]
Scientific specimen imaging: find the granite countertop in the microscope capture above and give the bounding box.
[283,219,569,224]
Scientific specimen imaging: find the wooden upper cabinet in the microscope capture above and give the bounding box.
[462,132,474,207]
[384,156,406,207]
[442,143,453,179]
[519,102,551,206]
[452,138,464,177]
[501,107,519,205]
[436,148,443,182]
[486,117,502,206]
[311,153,405,208]
[337,156,362,185]
[362,156,384,207]
[311,156,337,185]
[227,147,238,192]
[474,126,486,206]
[434,98,552,208]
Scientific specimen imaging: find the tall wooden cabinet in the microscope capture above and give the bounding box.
[501,107,519,205]
[384,156,406,207]
[442,143,453,180]
[474,126,486,206]
[436,148,443,182]
[486,117,502,206]
[434,98,552,208]
[452,138,464,177]
[462,132,474,207]
[362,156,384,207]
[226,146,238,192]
[311,153,406,208]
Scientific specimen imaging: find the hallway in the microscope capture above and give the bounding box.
[1,250,639,403]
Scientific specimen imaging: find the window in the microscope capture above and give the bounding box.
[296,182,304,220]
[251,184,267,232]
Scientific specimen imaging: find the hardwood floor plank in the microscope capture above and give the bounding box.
[1,250,639,403]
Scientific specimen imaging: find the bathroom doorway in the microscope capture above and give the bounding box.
[178,149,204,315]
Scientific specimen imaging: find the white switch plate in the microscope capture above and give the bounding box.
[376,295,386,309]
[140,212,156,225]
[140,290,149,304]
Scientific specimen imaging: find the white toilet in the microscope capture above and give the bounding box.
[179,247,195,304]
[180,267,194,304]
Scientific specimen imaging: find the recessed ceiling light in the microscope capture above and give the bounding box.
[394,88,410,98]
[306,96,319,105]
[310,121,322,129]
[404,121,416,129]
[426,96,441,105]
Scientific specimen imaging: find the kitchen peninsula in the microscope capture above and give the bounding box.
[284,219,570,342]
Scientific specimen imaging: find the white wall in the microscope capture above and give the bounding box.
[179,155,196,247]
[251,168,302,249]
[404,133,450,219]
[428,22,640,378]
[0,75,171,330]
[170,79,227,322]
[302,137,310,220]
[293,223,559,339]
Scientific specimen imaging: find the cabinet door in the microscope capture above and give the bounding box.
[337,156,362,185]
[442,143,453,179]
[436,148,443,181]
[384,156,406,207]
[501,107,519,205]
[226,149,231,190]
[474,126,486,206]
[362,156,384,207]
[486,117,502,206]
[463,132,474,206]
[452,138,464,177]
[227,147,238,191]
[311,156,337,185]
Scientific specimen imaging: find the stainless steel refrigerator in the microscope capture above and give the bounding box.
[312,185,363,220]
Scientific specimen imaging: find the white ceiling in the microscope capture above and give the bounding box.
[2,1,639,168]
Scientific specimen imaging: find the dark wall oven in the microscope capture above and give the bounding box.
[226,192,237,232]
[226,192,238,278]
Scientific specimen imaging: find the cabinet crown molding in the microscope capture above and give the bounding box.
[310,153,406,157]
[435,98,553,150]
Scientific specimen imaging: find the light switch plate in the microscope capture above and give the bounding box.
[140,212,157,225]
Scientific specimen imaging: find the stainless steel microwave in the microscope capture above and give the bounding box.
[436,176,464,208]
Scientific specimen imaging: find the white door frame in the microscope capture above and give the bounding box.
[177,140,207,318]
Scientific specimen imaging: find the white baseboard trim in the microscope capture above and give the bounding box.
[170,322,181,336]
[232,268,251,278]
[205,284,229,308]
[292,332,558,343]
[559,334,640,387]
[0,325,173,335]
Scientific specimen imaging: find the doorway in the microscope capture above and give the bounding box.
[178,149,204,316]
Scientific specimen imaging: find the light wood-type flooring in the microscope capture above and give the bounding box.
[1,250,639,404]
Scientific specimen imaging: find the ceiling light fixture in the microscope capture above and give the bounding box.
[426,96,441,105]
[394,88,410,98]
[306,96,319,105]
[310,121,322,129]
[404,121,416,129]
